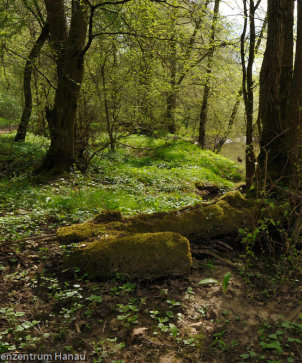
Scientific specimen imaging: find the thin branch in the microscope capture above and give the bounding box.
[92,31,175,41]
[5,47,56,90]
[94,0,132,10]
[255,0,262,11]
[22,0,44,27]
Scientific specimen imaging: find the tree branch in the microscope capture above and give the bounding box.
[5,47,56,90]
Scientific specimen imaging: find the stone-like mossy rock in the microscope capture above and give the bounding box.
[63,232,192,280]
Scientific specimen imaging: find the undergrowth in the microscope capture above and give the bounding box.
[0,132,242,241]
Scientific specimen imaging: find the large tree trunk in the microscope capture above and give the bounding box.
[198,0,221,148]
[257,0,294,184]
[38,0,88,176]
[288,1,302,187]
[14,23,49,142]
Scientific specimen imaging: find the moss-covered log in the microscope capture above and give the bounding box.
[57,191,256,244]
[58,191,270,280]
[63,232,192,280]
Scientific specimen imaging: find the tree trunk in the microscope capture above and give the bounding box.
[165,31,177,134]
[214,89,243,154]
[38,0,88,176]
[14,23,49,142]
[241,0,257,189]
[198,0,221,148]
[288,0,302,187]
[214,16,267,155]
[166,89,177,134]
[257,0,294,184]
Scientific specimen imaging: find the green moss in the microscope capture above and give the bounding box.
[127,191,255,241]
[64,232,192,280]
[91,210,123,224]
[57,223,107,243]
[219,190,250,208]
[58,191,256,245]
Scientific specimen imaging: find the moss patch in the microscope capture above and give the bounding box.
[127,191,254,241]
[64,232,192,280]
[57,223,107,243]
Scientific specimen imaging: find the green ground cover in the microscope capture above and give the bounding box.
[0,133,242,241]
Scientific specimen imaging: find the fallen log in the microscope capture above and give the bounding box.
[58,191,266,279]
[57,191,257,245]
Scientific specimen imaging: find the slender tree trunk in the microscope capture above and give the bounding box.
[215,16,267,155]
[198,0,221,148]
[257,0,294,184]
[165,31,177,134]
[14,23,49,142]
[101,58,115,151]
[241,0,257,189]
[38,0,88,175]
[214,89,243,154]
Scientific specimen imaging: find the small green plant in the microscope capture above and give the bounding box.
[222,272,232,293]
[212,330,227,351]
[116,302,139,327]
[86,295,103,303]
[166,299,181,308]
[186,287,195,300]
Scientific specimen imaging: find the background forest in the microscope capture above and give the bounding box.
[0,0,301,362]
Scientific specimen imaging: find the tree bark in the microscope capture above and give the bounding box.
[241,0,257,189]
[37,0,88,176]
[257,0,294,184]
[198,0,221,148]
[288,1,302,187]
[14,23,49,142]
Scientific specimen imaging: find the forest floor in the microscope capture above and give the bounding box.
[0,131,301,362]
[1,234,301,363]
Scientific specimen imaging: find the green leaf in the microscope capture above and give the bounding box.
[281,321,292,329]
[198,278,219,286]
[158,323,168,332]
[260,340,283,354]
[86,295,103,303]
[288,337,302,344]
[222,272,231,293]
[169,323,178,337]
[240,353,249,359]
[15,312,25,317]
[268,333,278,339]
